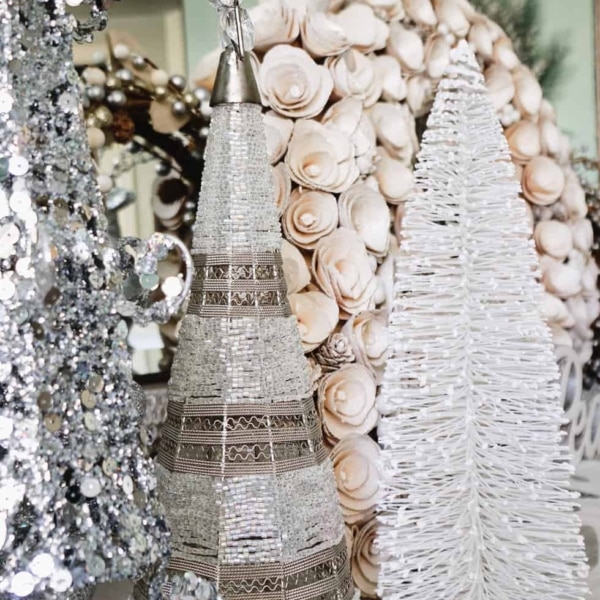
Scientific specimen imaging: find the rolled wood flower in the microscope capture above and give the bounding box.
[331,434,381,525]
[317,364,378,444]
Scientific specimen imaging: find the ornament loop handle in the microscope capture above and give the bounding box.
[231,0,246,60]
[116,232,193,326]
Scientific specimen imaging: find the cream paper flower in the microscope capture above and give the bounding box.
[312,228,378,318]
[332,4,389,54]
[289,290,340,352]
[286,120,359,193]
[259,45,333,118]
[281,238,311,294]
[283,188,339,249]
[250,0,300,52]
[342,310,390,384]
[322,97,377,176]
[264,111,294,165]
[331,434,381,525]
[271,162,292,216]
[372,55,407,103]
[374,148,414,204]
[317,364,378,443]
[326,49,382,108]
[386,21,424,73]
[301,10,349,57]
[351,519,380,599]
[338,183,391,257]
[363,0,405,21]
[368,101,418,164]
[522,156,565,207]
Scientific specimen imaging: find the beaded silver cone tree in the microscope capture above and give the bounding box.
[1,1,192,597]
[376,41,589,600]
[135,4,354,599]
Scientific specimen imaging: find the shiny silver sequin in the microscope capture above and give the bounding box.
[88,555,105,577]
[0,90,14,113]
[50,569,72,593]
[0,416,14,440]
[140,273,159,290]
[8,155,29,176]
[87,374,104,393]
[29,553,56,578]
[9,190,31,213]
[0,363,11,383]
[0,278,16,300]
[121,475,134,495]
[80,477,101,498]
[10,572,35,597]
[83,413,98,432]
[81,391,96,409]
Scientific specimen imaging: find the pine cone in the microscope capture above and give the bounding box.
[112,109,135,143]
[314,332,355,371]
[306,356,323,392]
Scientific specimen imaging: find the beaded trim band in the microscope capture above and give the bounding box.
[188,252,291,318]
[157,397,328,477]
[133,538,354,600]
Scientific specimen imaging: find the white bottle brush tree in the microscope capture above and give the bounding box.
[376,41,589,600]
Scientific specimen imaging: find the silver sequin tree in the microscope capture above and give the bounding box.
[0,3,73,596]
[135,4,354,598]
[376,41,589,600]
[0,1,190,596]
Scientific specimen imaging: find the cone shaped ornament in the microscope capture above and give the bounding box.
[376,41,589,600]
[136,47,354,600]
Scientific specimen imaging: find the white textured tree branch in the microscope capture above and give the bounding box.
[376,41,589,600]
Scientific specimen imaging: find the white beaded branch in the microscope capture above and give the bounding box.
[376,41,589,600]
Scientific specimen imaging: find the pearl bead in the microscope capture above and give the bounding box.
[107,90,127,107]
[183,92,200,108]
[193,87,210,103]
[95,106,113,126]
[87,85,105,102]
[200,101,213,119]
[105,75,120,89]
[116,68,134,83]
[171,100,187,117]
[170,74,187,91]
[155,161,171,176]
[132,55,147,70]
[154,86,168,100]
[113,43,130,60]
[87,127,106,150]
[97,174,114,193]
[151,69,170,87]
[92,50,106,65]
[83,67,106,86]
